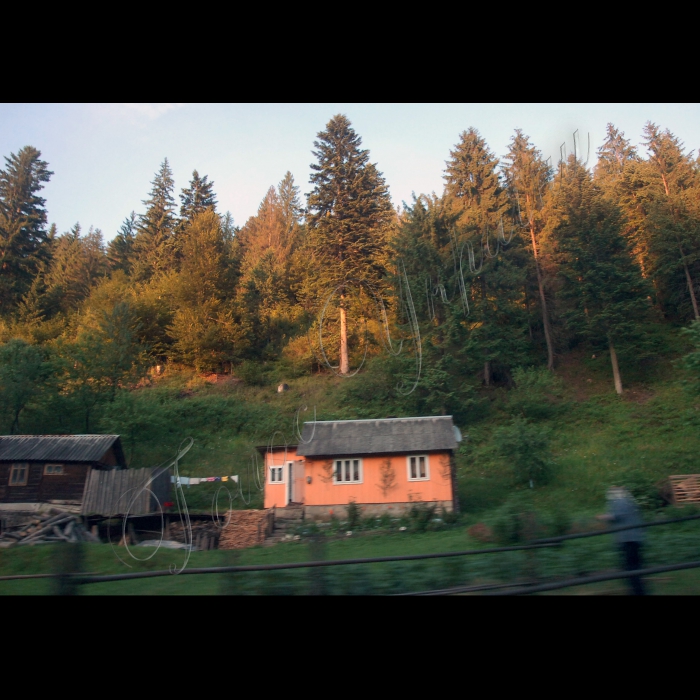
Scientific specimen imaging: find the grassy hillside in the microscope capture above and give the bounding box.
[3,323,700,594]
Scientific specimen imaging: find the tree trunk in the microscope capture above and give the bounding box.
[484,361,491,386]
[529,221,555,370]
[609,341,623,395]
[339,292,349,375]
[681,254,700,320]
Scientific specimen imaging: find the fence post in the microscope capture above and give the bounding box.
[52,542,85,596]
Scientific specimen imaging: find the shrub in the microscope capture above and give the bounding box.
[492,495,543,545]
[615,468,666,512]
[407,502,437,533]
[467,522,494,543]
[493,416,555,487]
[346,499,362,530]
[506,366,565,421]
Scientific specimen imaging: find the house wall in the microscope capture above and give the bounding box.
[263,447,300,509]
[263,449,454,514]
[0,461,91,503]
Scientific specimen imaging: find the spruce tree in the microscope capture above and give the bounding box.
[444,128,529,385]
[107,212,136,274]
[0,146,53,313]
[132,159,177,280]
[179,170,217,223]
[594,123,639,188]
[548,156,653,394]
[306,115,395,375]
[503,130,556,369]
[641,123,700,319]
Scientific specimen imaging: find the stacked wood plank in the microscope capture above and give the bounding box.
[669,475,700,504]
[167,519,222,550]
[218,510,273,550]
[0,508,100,546]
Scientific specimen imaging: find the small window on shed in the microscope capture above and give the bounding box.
[44,464,65,475]
[9,463,29,486]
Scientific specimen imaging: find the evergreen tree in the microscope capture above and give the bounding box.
[168,209,244,371]
[43,223,107,314]
[594,123,639,189]
[0,338,51,434]
[306,115,395,375]
[235,173,306,360]
[641,123,700,319]
[503,130,556,369]
[179,170,217,223]
[0,146,53,314]
[548,156,653,394]
[107,212,136,274]
[133,159,177,280]
[444,128,529,385]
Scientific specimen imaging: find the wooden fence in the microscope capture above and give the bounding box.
[669,475,700,505]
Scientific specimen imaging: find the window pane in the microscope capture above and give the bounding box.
[353,460,359,481]
[344,460,350,482]
[410,457,416,479]
[336,461,342,481]
[419,456,426,479]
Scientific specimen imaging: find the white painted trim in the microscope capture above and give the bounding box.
[333,458,364,485]
[407,454,430,481]
[268,464,286,484]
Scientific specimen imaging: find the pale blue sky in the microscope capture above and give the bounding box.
[1,103,698,241]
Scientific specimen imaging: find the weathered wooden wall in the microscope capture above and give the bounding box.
[81,467,171,516]
[0,462,90,503]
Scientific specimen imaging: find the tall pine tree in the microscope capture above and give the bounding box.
[444,128,528,385]
[503,130,556,369]
[306,115,395,375]
[132,159,177,281]
[107,212,136,274]
[548,155,653,394]
[0,146,53,314]
[179,170,217,223]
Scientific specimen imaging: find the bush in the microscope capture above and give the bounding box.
[493,416,555,487]
[492,495,543,545]
[506,366,565,421]
[346,499,361,530]
[615,468,666,512]
[407,502,437,533]
[467,522,494,543]
[235,360,268,387]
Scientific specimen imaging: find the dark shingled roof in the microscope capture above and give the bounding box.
[295,416,460,457]
[0,435,126,467]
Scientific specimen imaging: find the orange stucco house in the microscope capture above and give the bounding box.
[261,416,462,520]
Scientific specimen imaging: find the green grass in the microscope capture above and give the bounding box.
[2,513,700,594]
[4,323,700,593]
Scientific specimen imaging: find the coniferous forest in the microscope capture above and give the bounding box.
[1,115,700,506]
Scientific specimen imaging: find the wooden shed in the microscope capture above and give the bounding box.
[0,434,126,505]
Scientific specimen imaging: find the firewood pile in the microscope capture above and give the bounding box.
[168,519,222,550]
[218,510,273,550]
[0,509,100,547]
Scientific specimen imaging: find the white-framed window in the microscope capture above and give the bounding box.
[334,458,363,484]
[44,464,65,475]
[269,465,286,484]
[9,462,29,486]
[407,455,430,481]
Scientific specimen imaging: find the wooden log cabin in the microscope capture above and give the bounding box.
[0,434,126,506]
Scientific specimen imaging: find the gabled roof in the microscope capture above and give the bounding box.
[0,435,126,467]
[295,416,461,457]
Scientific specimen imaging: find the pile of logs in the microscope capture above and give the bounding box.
[219,510,273,550]
[0,510,100,547]
[168,519,222,550]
